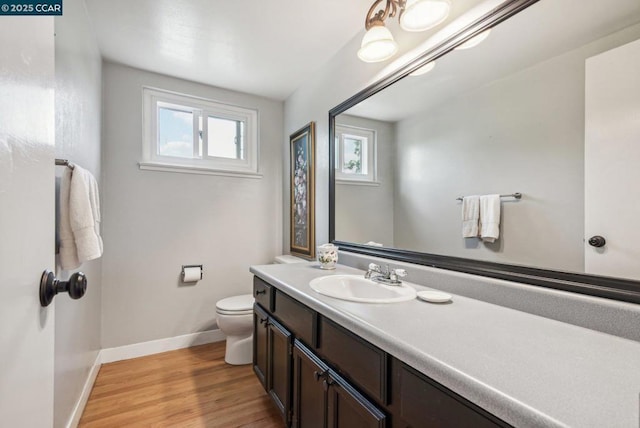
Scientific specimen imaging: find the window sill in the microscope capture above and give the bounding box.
[336,179,380,187]
[139,161,263,179]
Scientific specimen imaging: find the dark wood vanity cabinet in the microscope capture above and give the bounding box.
[253,281,385,428]
[253,303,293,425]
[253,304,269,388]
[268,318,293,420]
[390,361,508,428]
[252,276,511,428]
[317,317,387,404]
[292,340,386,428]
[291,341,328,428]
[254,276,274,311]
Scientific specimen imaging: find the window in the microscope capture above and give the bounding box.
[141,87,259,176]
[335,125,377,183]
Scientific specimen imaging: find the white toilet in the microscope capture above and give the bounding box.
[216,254,306,365]
[216,294,255,365]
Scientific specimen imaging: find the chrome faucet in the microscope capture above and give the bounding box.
[364,263,407,286]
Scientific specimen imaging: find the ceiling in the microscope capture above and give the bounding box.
[85,0,373,100]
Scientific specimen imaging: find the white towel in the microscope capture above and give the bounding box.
[59,165,103,269]
[480,194,501,243]
[59,167,79,269]
[364,241,384,247]
[461,195,480,238]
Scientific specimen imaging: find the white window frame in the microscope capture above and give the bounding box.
[335,124,377,184]
[140,87,260,177]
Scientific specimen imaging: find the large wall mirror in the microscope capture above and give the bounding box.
[330,0,640,303]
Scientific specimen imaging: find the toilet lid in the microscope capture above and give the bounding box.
[216,294,254,312]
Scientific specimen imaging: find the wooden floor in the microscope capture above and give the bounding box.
[79,342,284,427]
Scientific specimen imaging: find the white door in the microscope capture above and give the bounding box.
[585,38,640,280]
[0,17,56,427]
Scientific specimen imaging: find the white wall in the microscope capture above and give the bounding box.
[101,63,283,348]
[54,1,103,426]
[335,115,395,246]
[395,50,585,270]
[393,23,640,272]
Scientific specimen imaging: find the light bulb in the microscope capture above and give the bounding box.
[357,25,399,63]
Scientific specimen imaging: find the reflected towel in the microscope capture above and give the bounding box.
[480,194,501,243]
[461,195,480,238]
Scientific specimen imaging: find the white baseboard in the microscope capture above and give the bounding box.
[66,353,101,428]
[100,329,226,364]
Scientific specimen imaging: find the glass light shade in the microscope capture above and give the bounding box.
[410,61,436,76]
[357,25,399,63]
[455,29,492,50]
[400,0,451,32]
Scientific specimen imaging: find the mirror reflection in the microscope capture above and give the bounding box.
[334,0,640,281]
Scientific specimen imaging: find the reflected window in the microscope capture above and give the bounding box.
[335,125,376,182]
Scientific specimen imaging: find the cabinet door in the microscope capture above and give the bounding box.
[253,304,269,390]
[268,318,293,425]
[393,362,509,428]
[292,340,329,428]
[318,317,387,403]
[327,371,386,428]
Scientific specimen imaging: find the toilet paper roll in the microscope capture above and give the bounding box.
[182,266,202,282]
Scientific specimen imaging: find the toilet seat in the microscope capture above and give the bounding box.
[216,294,254,316]
[216,308,252,316]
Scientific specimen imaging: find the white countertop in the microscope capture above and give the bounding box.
[250,262,640,428]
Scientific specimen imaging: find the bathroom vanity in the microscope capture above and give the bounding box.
[251,262,640,428]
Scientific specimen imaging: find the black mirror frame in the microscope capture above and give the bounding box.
[329,0,640,305]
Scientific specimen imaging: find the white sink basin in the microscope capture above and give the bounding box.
[309,275,417,303]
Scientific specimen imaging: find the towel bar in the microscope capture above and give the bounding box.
[456,192,522,202]
[55,158,75,170]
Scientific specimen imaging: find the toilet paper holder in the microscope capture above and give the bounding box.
[181,265,203,281]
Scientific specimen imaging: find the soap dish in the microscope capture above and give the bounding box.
[417,290,452,303]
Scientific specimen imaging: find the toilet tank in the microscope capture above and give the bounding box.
[274,255,306,264]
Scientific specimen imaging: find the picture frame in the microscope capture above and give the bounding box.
[289,122,316,259]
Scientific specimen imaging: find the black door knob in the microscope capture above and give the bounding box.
[588,236,606,248]
[40,270,87,307]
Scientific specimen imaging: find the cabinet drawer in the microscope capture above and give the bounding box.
[273,290,317,347]
[253,276,274,312]
[318,317,387,404]
[393,361,510,428]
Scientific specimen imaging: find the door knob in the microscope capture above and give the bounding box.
[40,270,87,307]
[588,236,606,248]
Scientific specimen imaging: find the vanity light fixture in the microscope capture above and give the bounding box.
[455,29,492,50]
[409,60,436,76]
[358,0,451,63]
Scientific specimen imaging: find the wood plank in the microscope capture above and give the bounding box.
[80,342,284,427]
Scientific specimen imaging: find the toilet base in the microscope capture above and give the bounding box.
[224,334,253,365]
